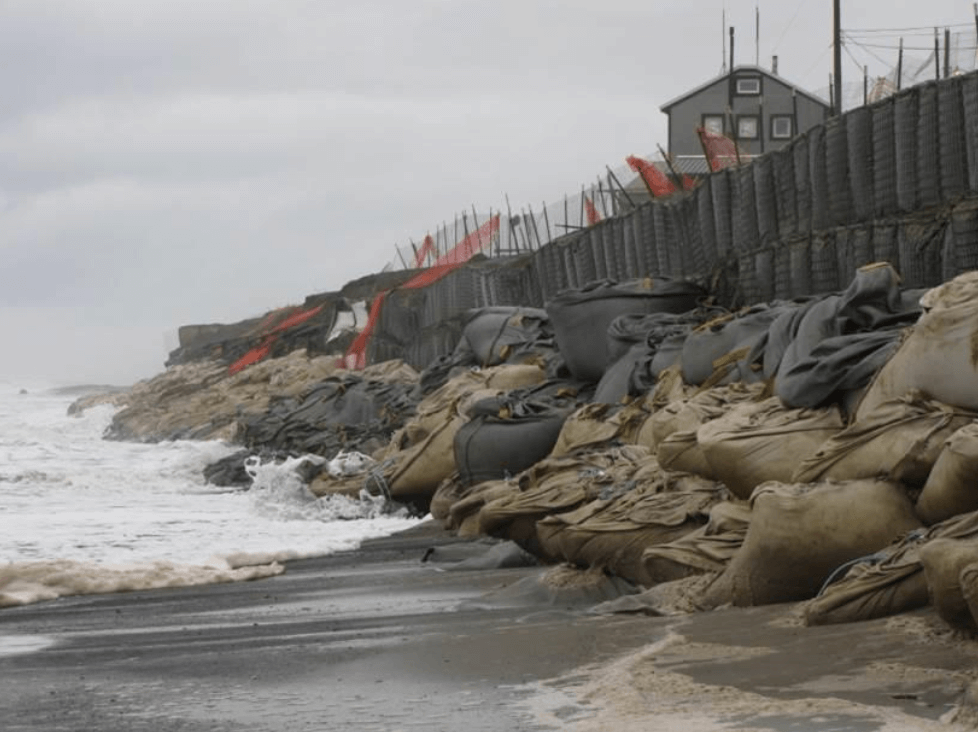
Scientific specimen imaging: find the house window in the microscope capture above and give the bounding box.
[702,114,724,135]
[771,115,794,139]
[736,77,761,95]
[737,115,759,140]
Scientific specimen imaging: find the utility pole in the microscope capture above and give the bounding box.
[833,0,842,116]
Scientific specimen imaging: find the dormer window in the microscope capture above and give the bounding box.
[736,77,761,95]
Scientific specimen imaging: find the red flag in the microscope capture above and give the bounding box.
[584,196,601,225]
[413,234,437,268]
[696,126,743,172]
[626,155,677,197]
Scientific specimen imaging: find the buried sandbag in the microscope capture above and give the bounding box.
[463,565,638,610]
[919,538,978,632]
[424,540,539,571]
[456,307,553,367]
[857,270,978,417]
[639,381,765,452]
[641,500,752,584]
[701,479,922,607]
[802,510,978,626]
[679,304,787,387]
[534,473,723,587]
[916,422,978,525]
[546,277,705,383]
[792,391,977,488]
[476,446,655,558]
[697,398,844,499]
[549,402,650,457]
[453,397,570,486]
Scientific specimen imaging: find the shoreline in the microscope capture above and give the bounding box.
[2,520,976,731]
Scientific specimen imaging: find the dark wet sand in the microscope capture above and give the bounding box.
[1,521,975,731]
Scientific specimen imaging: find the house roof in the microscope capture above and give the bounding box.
[660,64,830,112]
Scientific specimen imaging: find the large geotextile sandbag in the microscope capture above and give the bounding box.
[792,392,977,488]
[680,304,784,387]
[919,538,978,632]
[915,422,978,525]
[698,398,844,499]
[545,277,704,383]
[802,510,978,626]
[457,307,552,367]
[386,414,466,501]
[642,500,751,584]
[702,479,922,607]
[535,473,723,586]
[857,271,978,417]
[476,446,655,559]
[453,398,570,486]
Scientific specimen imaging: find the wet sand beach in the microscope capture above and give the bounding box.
[1,520,976,731]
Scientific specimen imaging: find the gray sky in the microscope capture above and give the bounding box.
[1,0,972,384]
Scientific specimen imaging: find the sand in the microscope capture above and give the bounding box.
[1,520,977,731]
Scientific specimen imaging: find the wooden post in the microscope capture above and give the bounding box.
[505,194,518,253]
[395,244,408,270]
[528,204,543,249]
[408,238,420,268]
[945,27,951,78]
[935,28,940,80]
[863,65,868,106]
[897,38,903,90]
[657,144,685,190]
[833,0,842,116]
[579,185,585,228]
[542,201,553,243]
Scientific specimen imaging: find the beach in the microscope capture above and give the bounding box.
[3,519,976,732]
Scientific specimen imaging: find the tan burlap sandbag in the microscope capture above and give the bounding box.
[702,479,922,607]
[536,472,722,586]
[919,538,978,632]
[916,422,978,525]
[858,271,978,418]
[479,446,653,559]
[429,475,470,521]
[698,398,844,499]
[447,480,516,537]
[802,510,978,626]
[387,414,465,501]
[656,429,717,480]
[642,499,752,584]
[960,561,978,631]
[638,381,765,452]
[792,392,977,488]
[550,402,650,457]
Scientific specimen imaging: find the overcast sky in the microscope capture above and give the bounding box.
[1,0,973,385]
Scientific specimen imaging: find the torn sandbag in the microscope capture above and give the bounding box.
[642,500,752,584]
[697,398,844,500]
[701,478,921,607]
[453,396,571,486]
[535,473,723,587]
[546,277,704,383]
[857,270,978,416]
[919,538,978,632]
[916,423,978,525]
[792,391,977,488]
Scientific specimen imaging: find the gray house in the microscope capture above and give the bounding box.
[661,64,830,172]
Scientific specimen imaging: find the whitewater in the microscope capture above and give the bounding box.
[0,379,420,608]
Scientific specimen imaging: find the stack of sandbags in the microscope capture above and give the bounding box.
[546,277,704,383]
[792,391,977,488]
[473,446,656,558]
[915,422,978,525]
[857,270,978,418]
[802,510,978,626]
[454,306,554,367]
[535,472,724,586]
[701,478,922,607]
[641,500,752,584]
[696,398,845,499]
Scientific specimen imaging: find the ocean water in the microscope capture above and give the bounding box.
[0,379,421,608]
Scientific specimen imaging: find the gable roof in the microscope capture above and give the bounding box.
[660,64,830,112]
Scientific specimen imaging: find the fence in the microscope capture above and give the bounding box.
[367,70,978,371]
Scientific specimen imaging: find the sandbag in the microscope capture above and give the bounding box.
[916,423,978,525]
[858,271,978,416]
[961,562,978,631]
[680,305,784,386]
[802,510,978,626]
[429,475,471,521]
[702,479,922,607]
[477,446,653,558]
[457,307,552,367]
[655,429,716,480]
[549,402,649,457]
[387,414,465,501]
[792,392,977,488]
[453,397,570,486]
[546,277,704,382]
[919,538,978,632]
[698,398,844,499]
[642,500,751,583]
[536,473,723,586]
